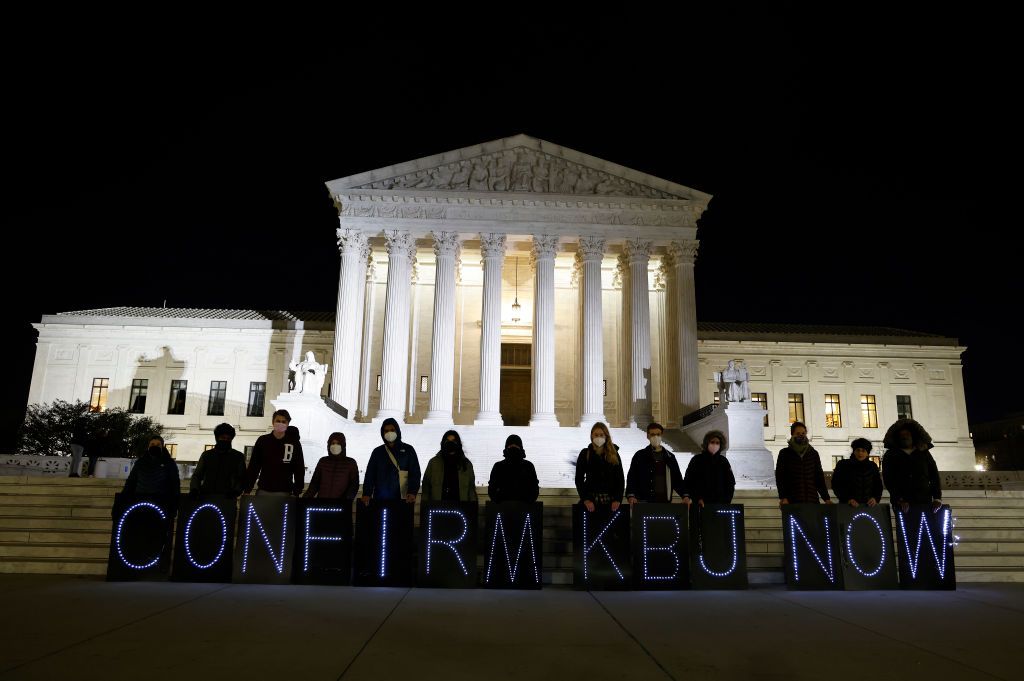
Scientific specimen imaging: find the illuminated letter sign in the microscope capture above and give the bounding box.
[419,502,478,588]
[232,496,295,584]
[836,504,898,590]
[484,502,543,590]
[293,499,352,585]
[354,499,413,587]
[172,496,237,582]
[107,493,174,581]
[895,504,956,590]
[782,505,843,590]
[689,504,748,589]
[631,504,689,590]
[573,504,631,590]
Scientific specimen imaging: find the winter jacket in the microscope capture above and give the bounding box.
[422,454,477,502]
[831,457,883,504]
[190,446,246,497]
[362,418,421,500]
[303,455,360,500]
[625,446,685,502]
[575,445,624,504]
[245,431,305,495]
[488,451,540,503]
[775,445,830,503]
[682,452,736,504]
[123,448,180,500]
[881,449,941,505]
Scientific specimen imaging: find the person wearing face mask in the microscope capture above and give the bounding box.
[487,434,540,503]
[303,432,360,501]
[681,430,736,507]
[831,438,882,508]
[775,421,832,507]
[189,423,246,498]
[244,409,305,497]
[576,422,624,512]
[422,430,477,502]
[626,423,685,505]
[360,417,421,505]
[881,419,942,513]
[122,434,180,501]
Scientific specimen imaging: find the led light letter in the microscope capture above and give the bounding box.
[426,508,469,576]
[115,502,167,570]
[788,515,835,582]
[241,501,290,575]
[184,503,228,570]
[641,515,681,581]
[845,512,886,578]
[582,509,625,581]
[897,509,951,580]
[486,512,540,585]
[303,507,347,572]
[698,509,741,578]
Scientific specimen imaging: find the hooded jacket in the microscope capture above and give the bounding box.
[625,444,685,503]
[244,426,305,495]
[422,452,477,502]
[487,435,540,503]
[124,446,180,499]
[775,439,830,503]
[682,430,736,504]
[831,455,883,504]
[190,443,246,497]
[362,418,421,500]
[575,444,624,504]
[304,432,360,500]
[881,419,941,504]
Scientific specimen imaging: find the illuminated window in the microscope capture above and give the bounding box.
[89,378,109,413]
[860,394,878,428]
[897,395,913,420]
[166,444,177,459]
[751,392,768,426]
[207,381,227,416]
[247,382,266,417]
[713,393,720,406]
[824,394,842,428]
[168,380,187,415]
[420,376,429,393]
[788,393,805,424]
[204,444,215,451]
[127,379,148,414]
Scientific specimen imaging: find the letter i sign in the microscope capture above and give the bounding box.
[283,444,294,463]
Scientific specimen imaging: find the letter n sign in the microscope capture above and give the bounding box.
[782,505,844,590]
[232,496,295,584]
[293,499,352,585]
[172,495,238,583]
[573,504,631,590]
[354,499,414,587]
[484,502,543,590]
[689,503,748,590]
[107,493,174,581]
[631,503,690,590]
[419,501,479,588]
[895,504,956,590]
[836,504,898,590]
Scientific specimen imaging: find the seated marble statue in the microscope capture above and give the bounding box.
[289,351,328,395]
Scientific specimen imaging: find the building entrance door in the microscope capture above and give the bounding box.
[499,343,531,426]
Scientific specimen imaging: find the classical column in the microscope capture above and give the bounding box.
[331,227,369,409]
[376,230,416,421]
[530,235,559,426]
[406,263,422,417]
[424,232,460,424]
[357,256,377,419]
[474,233,505,425]
[624,239,653,426]
[670,240,700,419]
[616,253,632,426]
[347,241,371,413]
[578,236,606,425]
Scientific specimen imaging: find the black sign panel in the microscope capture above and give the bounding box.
[353,499,414,587]
[106,493,175,581]
[418,501,479,588]
[895,504,956,590]
[631,503,690,590]
[171,496,238,583]
[232,496,296,584]
[573,505,631,590]
[689,503,749,590]
[483,502,543,590]
[836,504,899,590]
[782,504,844,590]
[293,499,353,585]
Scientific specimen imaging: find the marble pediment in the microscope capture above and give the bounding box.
[327,134,710,203]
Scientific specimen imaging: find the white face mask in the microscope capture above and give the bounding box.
[329,444,343,456]
[383,431,398,443]
[707,443,721,455]
[649,435,662,448]
[592,436,606,448]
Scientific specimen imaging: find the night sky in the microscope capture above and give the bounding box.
[2,10,1017,450]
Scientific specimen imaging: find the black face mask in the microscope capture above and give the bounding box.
[148,446,163,456]
[442,441,459,455]
[899,437,914,449]
[215,440,231,451]
[793,436,808,445]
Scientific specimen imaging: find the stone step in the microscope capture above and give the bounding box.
[0,516,111,531]
[0,558,107,575]
[0,495,114,508]
[0,529,111,545]
[0,543,110,559]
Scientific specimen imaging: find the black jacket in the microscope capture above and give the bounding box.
[881,448,941,504]
[831,457,883,504]
[575,445,624,504]
[487,451,540,503]
[775,446,830,503]
[682,452,736,504]
[190,446,247,498]
[123,448,180,500]
[625,446,685,502]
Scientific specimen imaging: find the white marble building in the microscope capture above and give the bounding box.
[26,135,976,485]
